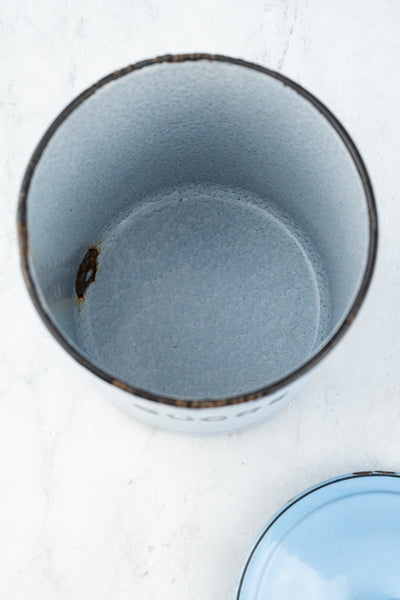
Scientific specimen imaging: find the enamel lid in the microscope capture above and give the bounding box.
[236,472,400,599]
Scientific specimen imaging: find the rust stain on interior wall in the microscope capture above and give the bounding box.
[75,246,100,301]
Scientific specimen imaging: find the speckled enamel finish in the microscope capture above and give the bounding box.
[236,472,400,599]
[18,54,377,433]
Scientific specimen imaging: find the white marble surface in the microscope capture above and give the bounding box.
[1,1,400,598]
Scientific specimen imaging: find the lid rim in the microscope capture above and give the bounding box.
[236,470,400,599]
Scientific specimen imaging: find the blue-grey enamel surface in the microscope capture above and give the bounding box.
[74,184,329,398]
[237,473,400,599]
[26,59,370,399]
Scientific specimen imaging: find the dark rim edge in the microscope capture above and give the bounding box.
[17,52,378,410]
[236,471,399,598]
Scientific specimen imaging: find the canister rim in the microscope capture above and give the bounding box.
[17,53,378,409]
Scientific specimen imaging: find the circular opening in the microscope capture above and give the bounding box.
[18,54,377,407]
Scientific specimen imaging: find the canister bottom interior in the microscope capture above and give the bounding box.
[73,183,330,399]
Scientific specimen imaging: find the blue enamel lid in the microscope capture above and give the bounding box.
[235,472,400,599]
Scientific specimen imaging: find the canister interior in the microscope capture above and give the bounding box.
[26,58,371,399]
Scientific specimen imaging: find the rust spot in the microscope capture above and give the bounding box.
[17,218,28,254]
[75,246,100,300]
[112,379,132,393]
[17,216,31,288]
[111,379,271,409]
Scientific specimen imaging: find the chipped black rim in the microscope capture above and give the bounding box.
[236,471,399,598]
[17,53,378,409]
